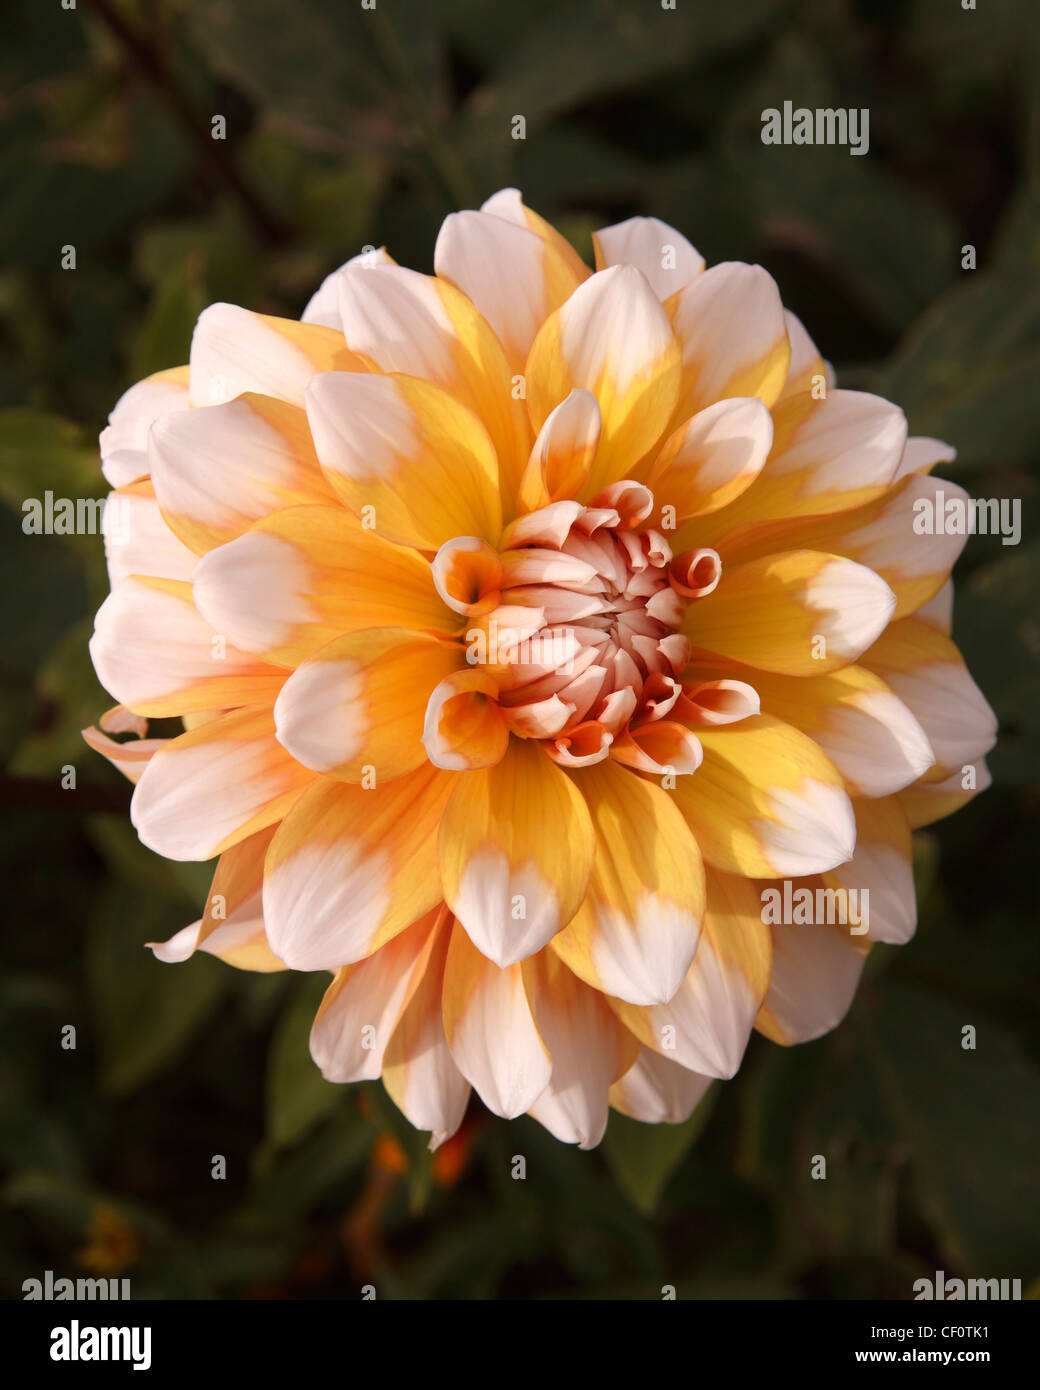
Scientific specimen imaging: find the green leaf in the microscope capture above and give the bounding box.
[455,0,779,183]
[876,268,1040,468]
[602,1087,716,1214]
[729,145,959,333]
[865,981,1040,1271]
[85,880,225,1095]
[129,257,207,382]
[9,618,108,778]
[265,974,343,1149]
[953,542,1040,786]
[190,0,440,150]
[0,409,102,505]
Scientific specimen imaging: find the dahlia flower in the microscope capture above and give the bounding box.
[86,189,997,1149]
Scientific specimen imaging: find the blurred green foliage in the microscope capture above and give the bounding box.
[1,0,1038,1300]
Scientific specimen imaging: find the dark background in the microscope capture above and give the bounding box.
[1,0,1038,1300]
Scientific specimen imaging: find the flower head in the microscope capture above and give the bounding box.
[86,190,997,1148]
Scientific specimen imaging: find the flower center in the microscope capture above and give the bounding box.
[430,483,721,769]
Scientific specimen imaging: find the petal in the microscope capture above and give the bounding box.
[913,578,953,634]
[592,216,704,300]
[262,764,459,970]
[609,1048,713,1125]
[90,576,285,717]
[438,738,595,967]
[718,389,907,530]
[611,869,772,1078]
[102,481,197,588]
[81,727,165,784]
[550,759,705,1005]
[441,921,551,1118]
[435,209,583,367]
[150,827,284,972]
[892,434,956,484]
[610,721,704,777]
[149,393,335,554]
[310,907,443,1082]
[335,262,529,504]
[860,618,997,776]
[755,917,869,1044]
[676,676,760,727]
[668,262,790,418]
[777,309,832,402]
[731,475,970,620]
[306,370,503,550]
[192,505,454,666]
[525,265,681,498]
[422,669,511,771]
[823,795,917,945]
[189,304,361,408]
[671,714,856,877]
[747,664,935,797]
[273,628,463,781]
[898,758,992,828]
[522,951,638,1149]
[645,396,773,519]
[683,550,896,675]
[130,707,316,861]
[382,916,471,1148]
[301,245,394,330]
[517,390,601,513]
[100,366,190,488]
[480,188,591,286]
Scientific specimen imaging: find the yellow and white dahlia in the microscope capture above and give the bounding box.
[86,189,997,1149]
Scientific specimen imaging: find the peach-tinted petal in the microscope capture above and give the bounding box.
[149,827,284,972]
[81,726,166,785]
[861,618,997,776]
[550,759,705,1006]
[100,365,190,488]
[310,907,443,1082]
[717,389,907,530]
[592,216,704,300]
[611,869,772,1078]
[645,396,773,520]
[301,245,395,331]
[435,209,583,368]
[609,1048,713,1125]
[823,795,917,945]
[192,505,454,666]
[683,550,895,675]
[102,480,197,588]
[335,262,529,505]
[522,950,639,1149]
[898,758,992,828]
[262,764,458,970]
[441,921,551,1118]
[517,389,601,513]
[189,305,361,407]
[480,188,591,286]
[671,714,856,877]
[273,628,463,782]
[755,916,870,1045]
[90,576,285,717]
[438,738,595,967]
[747,664,935,797]
[149,393,335,554]
[306,371,503,550]
[131,707,316,860]
[668,262,790,419]
[422,669,511,771]
[525,265,681,498]
[382,916,471,1148]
